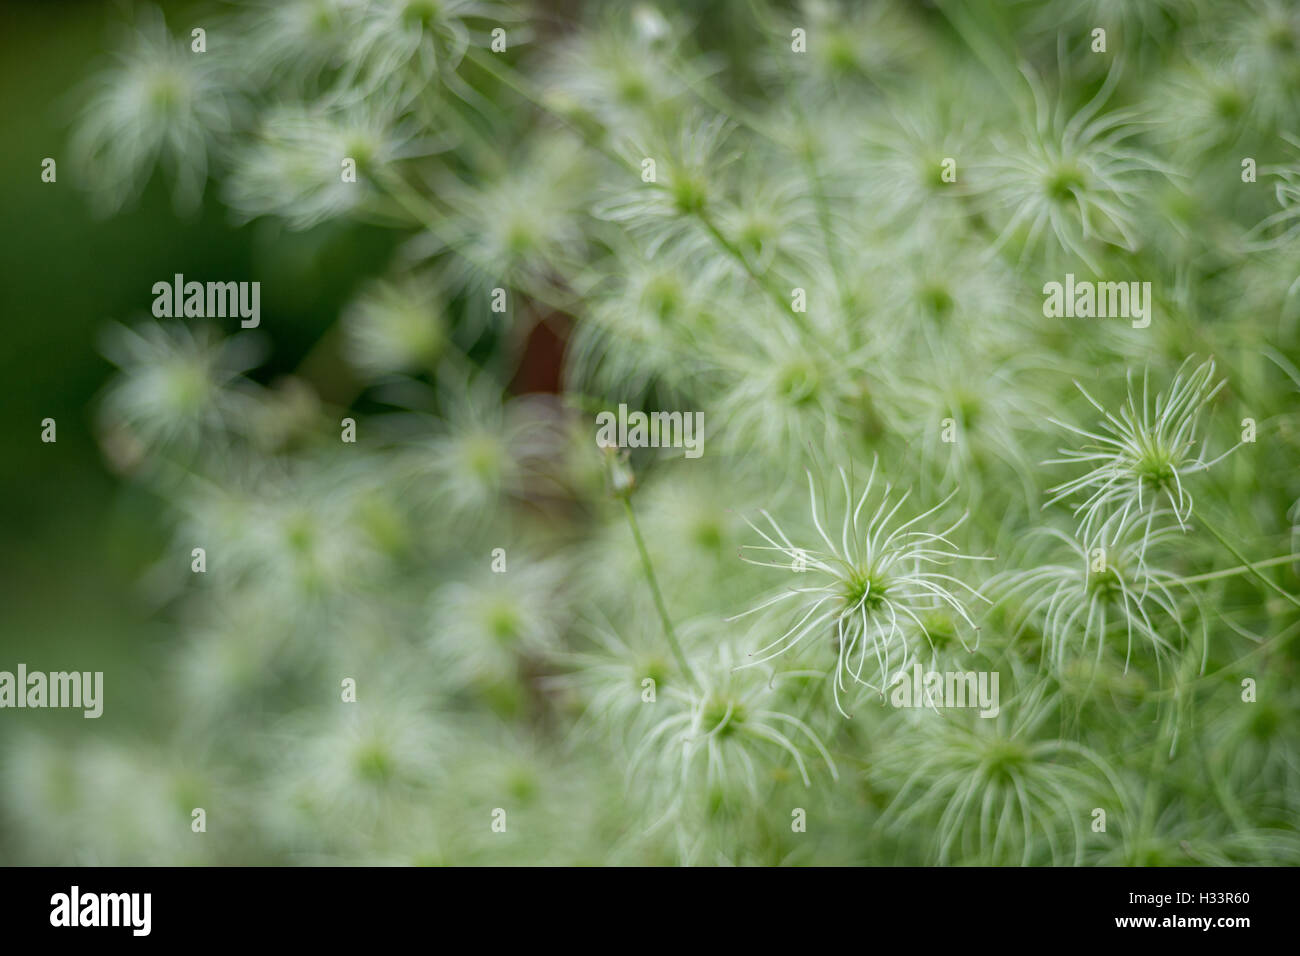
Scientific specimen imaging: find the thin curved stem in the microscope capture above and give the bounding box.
[1192,506,1300,610]
[695,208,797,320]
[1170,552,1300,586]
[622,496,698,687]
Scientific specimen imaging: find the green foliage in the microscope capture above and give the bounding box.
[6,0,1299,865]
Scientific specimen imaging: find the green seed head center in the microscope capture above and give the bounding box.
[776,358,820,405]
[487,602,521,642]
[1134,449,1176,493]
[1046,164,1086,202]
[980,739,1026,783]
[1088,565,1123,599]
[671,174,708,214]
[702,696,744,737]
[403,0,441,29]
[354,742,394,783]
[842,566,889,612]
[920,282,954,318]
[464,433,503,481]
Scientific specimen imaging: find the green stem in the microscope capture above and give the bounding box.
[1146,616,1300,701]
[696,209,794,320]
[794,114,848,312]
[673,63,783,146]
[1196,724,1254,835]
[1171,552,1300,586]
[464,47,626,168]
[1137,732,1169,844]
[371,169,583,320]
[462,49,800,340]
[1192,507,1300,610]
[621,496,697,686]
[472,49,799,333]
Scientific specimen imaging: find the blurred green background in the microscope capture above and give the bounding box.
[2,0,1295,869]
[0,0,396,855]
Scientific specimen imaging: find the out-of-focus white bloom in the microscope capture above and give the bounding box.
[565,240,729,405]
[1019,0,1190,48]
[405,373,561,524]
[342,0,512,105]
[230,0,358,92]
[874,682,1120,864]
[97,321,264,464]
[548,613,678,749]
[172,596,298,721]
[224,96,435,229]
[876,234,1026,348]
[1224,0,1300,131]
[857,94,982,229]
[430,557,568,688]
[342,272,448,377]
[408,134,590,311]
[732,461,989,716]
[71,6,238,214]
[178,458,393,602]
[707,313,892,481]
[593,114,738,256]
[1200,674,1299,791]
[885,340,1050,508]
[1252,135,1300,249]
[4,737,218,865]
[1045,358,1235,546]
[249,466,397,598]
[980,67,1173,271]
[995,518,1199,675]
[1153,59,1258,158]
[540,8,695,135]
[712,156,820,276]
[757,0,927,87]
[629,643,838,822]
[264,690,447,840]
[577,466,761,625]
[386,731,613,866]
